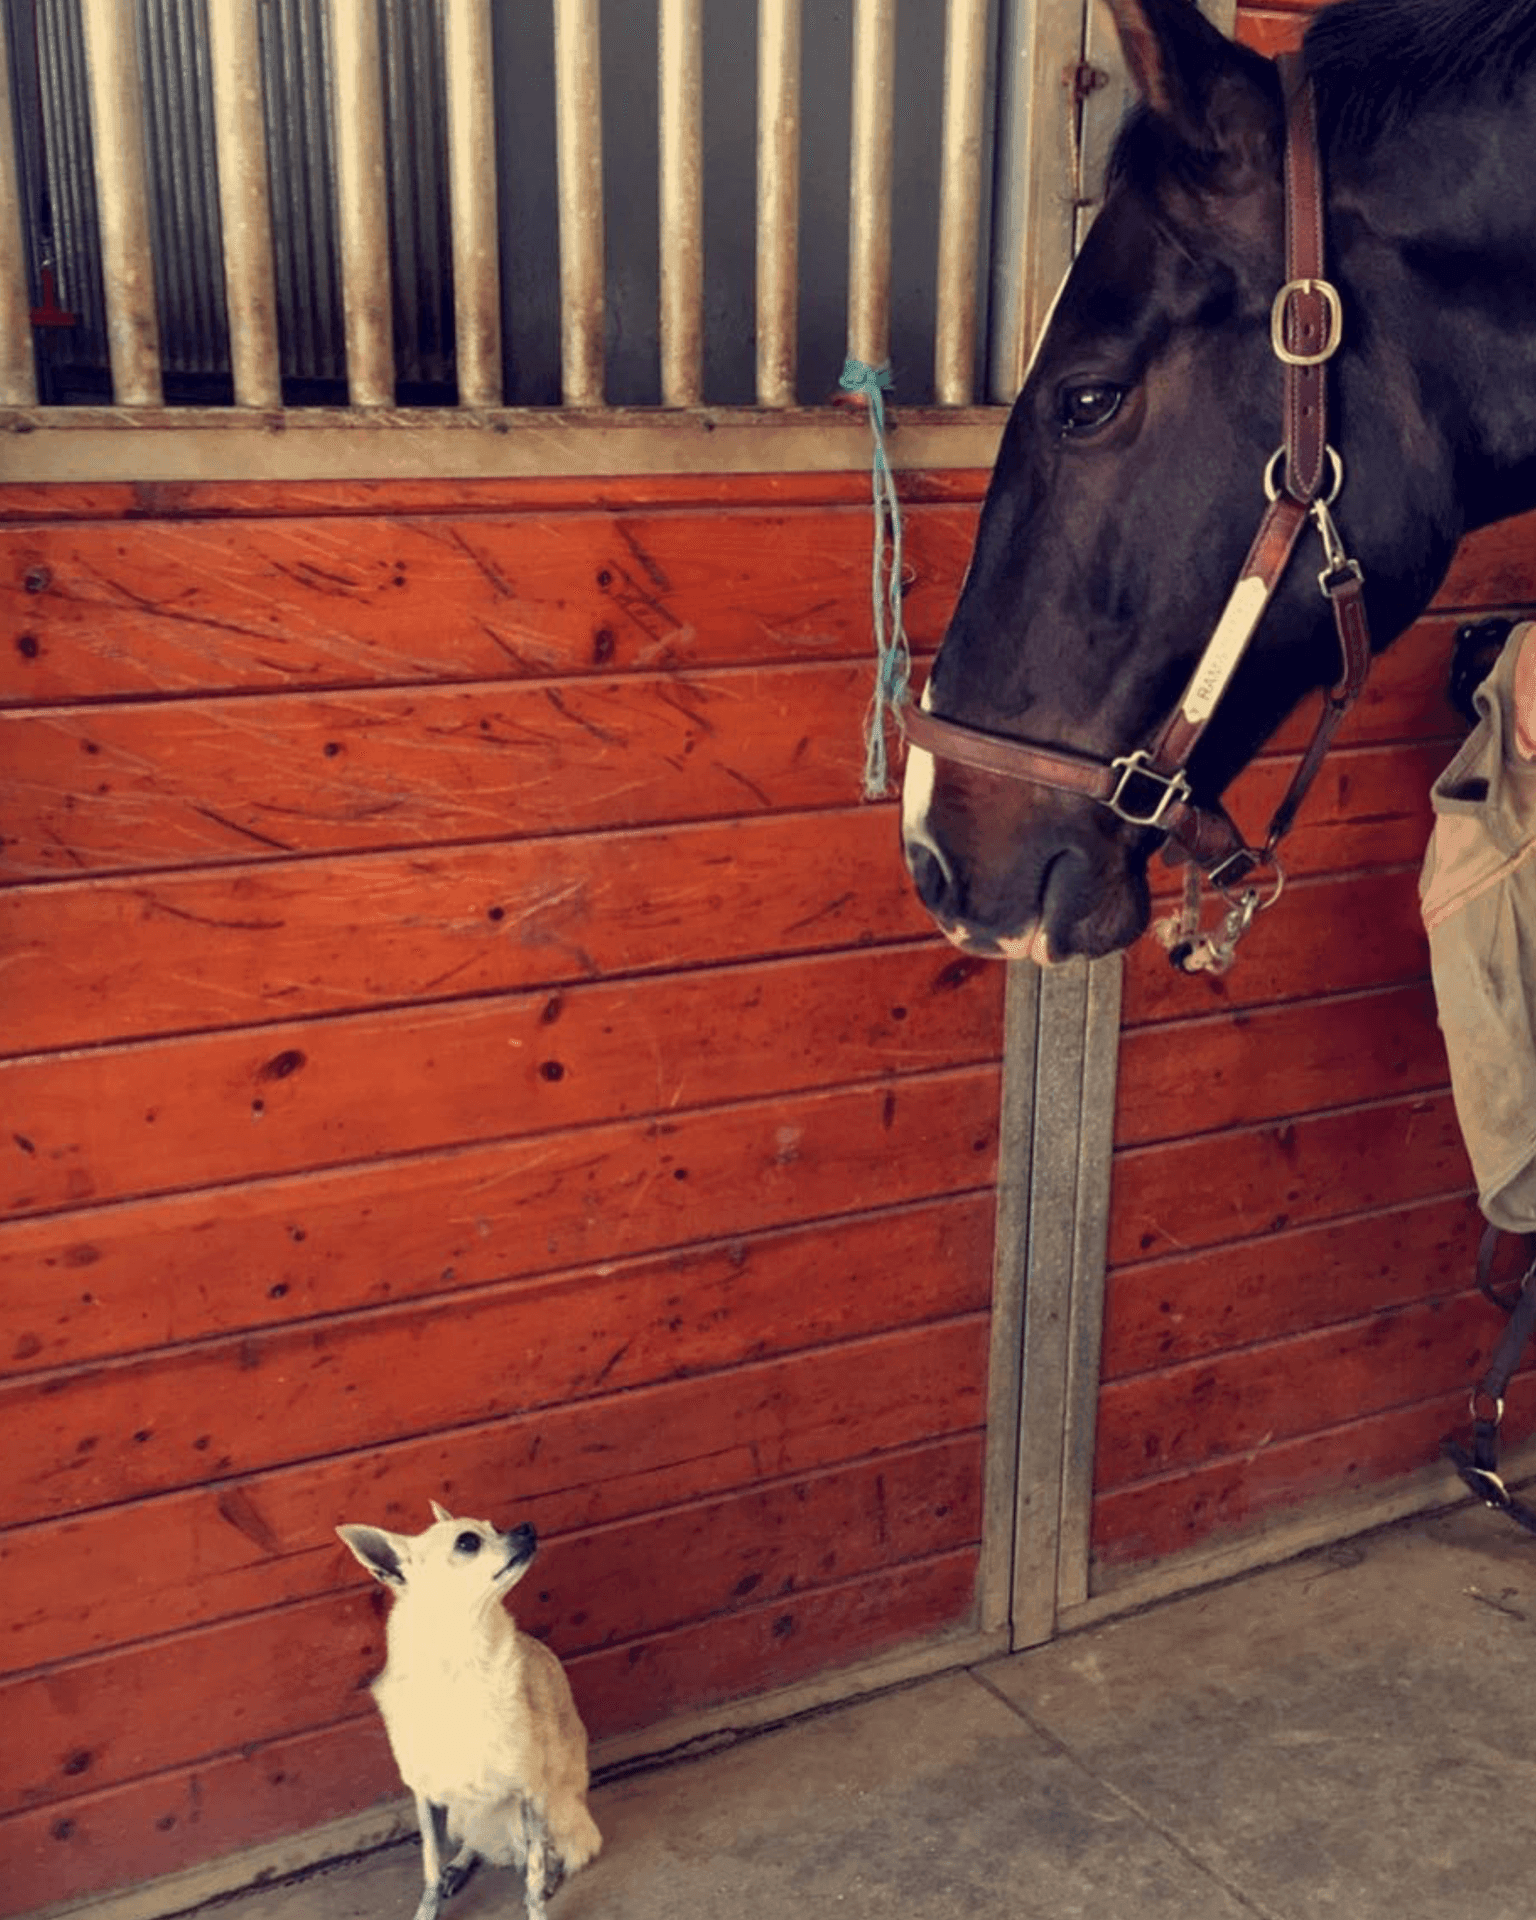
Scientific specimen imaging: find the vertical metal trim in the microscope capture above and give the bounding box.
[1054,952,1123,1613]
[329,0,393,405]
[933,0,988,406]
[1009,959,1089,1648]
[987,0,1079,402]
[79,0,162,403]
[209,0,281,407]
[442,0,501,407]
[976,960,1040,1635]
[552,0,603,408]
[845,0,894,373]
[658,0,703,407]
[0,0,37,404]
[755,0,801,408]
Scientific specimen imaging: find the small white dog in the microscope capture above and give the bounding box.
[338,1502,601,1920]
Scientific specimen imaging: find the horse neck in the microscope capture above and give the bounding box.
[1335,71,1536,530]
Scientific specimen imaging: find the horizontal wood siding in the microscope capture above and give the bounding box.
[0,474,1001,1912]
[1088,0,1536,1583]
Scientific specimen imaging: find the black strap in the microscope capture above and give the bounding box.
[1443,1232,1536,1532]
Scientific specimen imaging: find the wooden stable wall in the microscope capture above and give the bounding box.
[1088,0,1536,1581]
[0,472,1004,1913]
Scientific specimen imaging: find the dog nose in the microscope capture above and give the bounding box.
[507,1521,537,1555]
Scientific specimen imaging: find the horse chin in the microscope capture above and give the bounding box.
[928,856,1151,965]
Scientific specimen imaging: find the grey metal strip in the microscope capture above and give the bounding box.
[977,960,1041,1635]
[1056,951,1123,1613]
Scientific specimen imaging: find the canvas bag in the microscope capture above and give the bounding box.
[1419,621,1536,1235]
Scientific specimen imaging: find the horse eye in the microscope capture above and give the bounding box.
[1059,382,1125,436]
[454,1531,482,1556]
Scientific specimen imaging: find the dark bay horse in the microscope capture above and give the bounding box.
[903,0,1536,964]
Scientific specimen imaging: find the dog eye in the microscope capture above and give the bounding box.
[454,1531,481,1556]
[1059,382,1124,437]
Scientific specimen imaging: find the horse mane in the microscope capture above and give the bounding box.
[1305,0,1536,151]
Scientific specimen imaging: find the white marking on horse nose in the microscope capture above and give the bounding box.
[901,681,948,874]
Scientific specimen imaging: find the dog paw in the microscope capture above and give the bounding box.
[438,1850,480,1900]
[410,1891,443,1920]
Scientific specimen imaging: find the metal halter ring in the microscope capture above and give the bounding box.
[1264,443,1344,509]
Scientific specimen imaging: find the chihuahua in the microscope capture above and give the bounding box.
[338,1502,600,1920]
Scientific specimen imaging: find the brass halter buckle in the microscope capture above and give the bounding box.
[1270,276,1344,366]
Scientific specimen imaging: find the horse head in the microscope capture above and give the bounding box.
[904,0,1535,963]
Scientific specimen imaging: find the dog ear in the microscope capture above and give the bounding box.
[337,1524,410,1586]
[429,1500,454,1524]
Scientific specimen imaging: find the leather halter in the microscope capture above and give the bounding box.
[900,53,1372,954]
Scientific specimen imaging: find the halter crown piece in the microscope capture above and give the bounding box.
[900,51,1373,974]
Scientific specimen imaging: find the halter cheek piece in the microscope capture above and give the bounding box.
[899,52,1373,974]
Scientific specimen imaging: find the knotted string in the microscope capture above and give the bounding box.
[839,356,911,797]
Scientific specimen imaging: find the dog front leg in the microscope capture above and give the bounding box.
[410,1795,452,1920]
[519,1802,555,1920]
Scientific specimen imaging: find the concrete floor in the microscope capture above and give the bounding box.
[116,1504,1536,1920]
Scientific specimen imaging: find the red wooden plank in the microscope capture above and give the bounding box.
[1091,1386,1520,1569]
[0,1189,994,1526]
[568,1546,979,1739]
[1108,1092,1474,1266]
[0,1717,397,1920]
[1115,981,1450,1148]
[0,469,994,525]
[0,507,973,705]
[0,1433,984,1815]
[1101,1193,1485,1379]
[1,943,1003,1222]
[1122,866,1429,1029]
[0,1066,999,1380]
[1264,614,1462,753]
[1094,1291,1497,1494]
[1437,512,1536,608]
[0,1294,990,1677]
[0,808,932,1055]
[0,665,888,877]
[1158,737,1450,898]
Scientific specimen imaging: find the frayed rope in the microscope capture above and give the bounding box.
[839,356,911,798]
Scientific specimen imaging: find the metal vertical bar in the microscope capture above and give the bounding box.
[755,0,800,407]
[1010,958,1090,1649]
[933,0,988,405]
[208,0,282,408]
[1055,952,1123,1614]
[329,0,393,406]
[846,0,895,374]
[442,0,502,407]
[79,0,162,405]
[0,0,37,405]
[552,0,604,408]
[987,0,1079,402]
[658,0,703,406]
[976,961,1040,1635]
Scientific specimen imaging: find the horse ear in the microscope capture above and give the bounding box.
[1103,0,1278,180]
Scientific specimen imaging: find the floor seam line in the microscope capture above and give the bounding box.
[965,1663,1291,1920]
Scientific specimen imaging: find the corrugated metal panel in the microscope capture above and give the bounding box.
[3,0,1002,410]
[139,0,227,381]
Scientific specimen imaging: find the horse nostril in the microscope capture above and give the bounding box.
[907,835,959,921]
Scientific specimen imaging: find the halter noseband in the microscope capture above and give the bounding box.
[900,52,1372,973]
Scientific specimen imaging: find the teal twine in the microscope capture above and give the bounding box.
[839,356,911,797]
